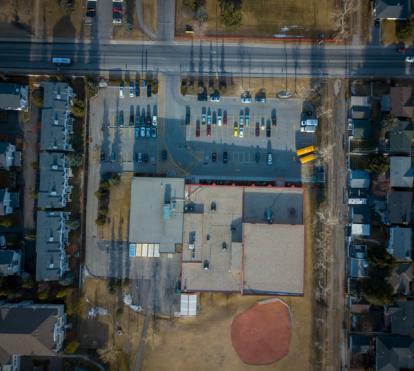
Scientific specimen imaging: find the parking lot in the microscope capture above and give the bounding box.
[92,78,315,183]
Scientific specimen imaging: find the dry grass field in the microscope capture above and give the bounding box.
[141,186,315,371]
[176,0,338,38]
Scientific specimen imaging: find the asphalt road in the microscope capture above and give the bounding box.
[0,40,412,78]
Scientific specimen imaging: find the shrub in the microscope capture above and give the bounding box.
[71,98,85,118]
[85,76,98,98]
[64,340,80,354]
[59,271,74,287]
[196,6,208,24]
[219,0,243,28]
[0,217,14,228]
[32,88,44,107]
[57,0,74,14]
[367,153,389,175]
[396,20,413,41]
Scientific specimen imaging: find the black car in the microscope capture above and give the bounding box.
[142,153,149,163]
[161,149,168,161]
[118,111,124,127]
[129,105,134,126]
[212,152,217,162]
[185,106,191,125]
[100,151,105,161]
[147,84,152,97]
[135,83,140,97]
[266,124,271,138]
[223,151,228,164]
[255,152,260,163]
[135,106,140,126]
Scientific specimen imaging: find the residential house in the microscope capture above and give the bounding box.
[351,119,372,139]
[0,250,21,276]
[0,302,66,369]
[351,96,370,107]
[0,188,19,216]
[376,336,414,371]
[351,105,371,120]
[390,156,414,188]
[388,227,412,261]
[350,170,371,189]
[351,205,371,236]
[40,82,73,152]
[387,190,412,224]
[387,301,414,336]
[390,86,414,118]
[35,211,69,282]
[374,0,412,20]
[348,244,369,278]
[38,152,72,209]
[388,263,412,295]
[0,142,21,170]
[389,119,413,155]
[0,83,28,111]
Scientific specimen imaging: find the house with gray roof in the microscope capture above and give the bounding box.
[0,83,28,111]
[0,188,19,216]
[387,190,412,224]
[35,211,69,282]
[388,227,412,261]
[350,170,371,189]
[387,301,414,336]
[351,205,371,236]
[348,244,369,278]
[351,119,372,139]
[390,156,414,188]
[38,152,72,209]
[0,302,66,368]
[376,336,414,371]
[0,250,21,276]
[374,0,412,19]
[388,263,412,295]
[0,142,21,170]
[40,82,73,152]
[389,120,413,155]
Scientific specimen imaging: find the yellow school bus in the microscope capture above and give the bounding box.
[296,145,316,157]
[299,153,316,164]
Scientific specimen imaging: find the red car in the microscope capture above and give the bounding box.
[206,124,211,136]
[223,110,227,125]
[196,122,200,137]
[255,122,260,137]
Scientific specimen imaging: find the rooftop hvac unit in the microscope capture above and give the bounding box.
[189,243,195,250]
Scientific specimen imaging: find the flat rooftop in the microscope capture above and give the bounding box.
[242,223,305,295]
[181,185,304,294]
[129,177,185,253]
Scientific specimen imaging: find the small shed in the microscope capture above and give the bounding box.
[180,294,197,316]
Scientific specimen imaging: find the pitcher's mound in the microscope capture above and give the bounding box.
[231,299,291,365]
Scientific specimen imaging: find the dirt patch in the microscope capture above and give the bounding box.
[79,277,145,370]
[112,0,149,41]
[97,173,132,241]
[143,0,157,34]
[176,0,337,38]
[381,20,399,45]
[231,299,291,365]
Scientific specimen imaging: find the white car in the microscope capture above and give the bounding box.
[241,95,252,103]
[267,153,273,166]
[210,95,220,102]
[405,56,414,63]
[119,83,124,98]
[152,115,157,127]
[239,126,244,138]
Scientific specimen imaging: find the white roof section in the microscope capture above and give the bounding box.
[351,224,371,236]
[351,96,370,107]
[180,294,197,316]
[129,177,185,253]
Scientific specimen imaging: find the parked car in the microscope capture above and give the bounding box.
[196,121,200,137]
[135,128,140,138]
[201,107,206,124]
[185,106,191,125]
[245,108,250,127]
[255,152,260,163]
[207,124,211,136]
[266,124,271,138]
[255,122,260,137]
[152,115,157,127]
[129,105,134,126]
[405,56,414,63]
[217,109,222,126]
[135,152,143,163]
[100,151,105,161]
[135,106,140,126]
[267,152,273,166]
[207,109,211,125]
[233,122,238,137]
[223,110,227,125]
[142,153,149,163]
[119,81,124,98]
[129,81,134,97]
[239,110,244,126]
[241,92,252,103]
[212,111,217,125]
[112,1,123,24]
[151,127,157,138]
[118,111,124,127]
[145,127,151,137]
[239,125,244,138]
[261,120,265,131]
[271,109,277,126]
[212,152,217,162]
[161,149,168,161]
[135,83,140,97]
[210,94,220,102]
[223,151,228,164]
[255,96,266,103]
[140,126,145,137]
[147,84,152,97]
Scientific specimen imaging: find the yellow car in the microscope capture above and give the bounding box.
[233,123,239,137]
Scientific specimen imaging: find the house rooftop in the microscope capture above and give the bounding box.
[388,263,412,295]
[349,170,371,189]
[375,0,412,19]
[0,83,28,111]
[352,119,372,139]
[388,227,412,261]
[376,336,414,371]
[390,156,414,188]
[389,120,413,154]
[351,106,371,120]
[390,86,414,117]
[387,190,412,224]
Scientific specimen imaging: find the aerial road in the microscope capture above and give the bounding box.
[0,39,412,78]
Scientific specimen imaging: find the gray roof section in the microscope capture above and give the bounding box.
[352,119,372,139]
[376,336,414,371]
[350,170,371,189]
[0,250,20,276]
[387,191,412,224]
[35,211,69,281]
[388,227,412,261]
[375,0,412,19]
[129,177,185,253]
[390,120,413,155]
[351,205,371,224]
[389,301,414,336]
[349,258,369,278]
[388,263,412,295]
[0,83,28,111]
[38,152,71,209]
[390,156,414,188]
[40,108,73,152]
[0,303,65,365]
[41,82,73,108]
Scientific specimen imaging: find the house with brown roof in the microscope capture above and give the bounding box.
[391,86,414,118]
[0,302,66,369]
